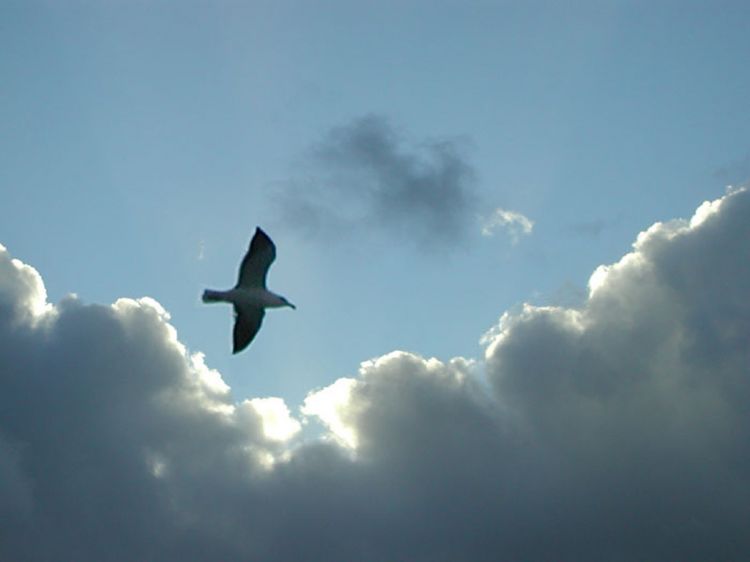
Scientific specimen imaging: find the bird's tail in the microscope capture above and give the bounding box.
[202,289,224,303]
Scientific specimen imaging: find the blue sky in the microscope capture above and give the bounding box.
[3,2,750,560]
[5,1,749,404]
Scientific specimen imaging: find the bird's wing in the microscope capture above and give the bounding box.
[236,227,276,289]
[232,305,265,354]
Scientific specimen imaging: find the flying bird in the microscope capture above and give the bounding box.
[202,227,295,354]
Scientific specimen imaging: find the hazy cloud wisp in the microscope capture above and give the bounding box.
[481,207,534,242]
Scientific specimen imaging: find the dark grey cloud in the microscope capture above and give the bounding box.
[272,115,481,249]
[2,188,750,560]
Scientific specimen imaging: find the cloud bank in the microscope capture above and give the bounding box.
[2,188,750,560]
[274,115,529,249]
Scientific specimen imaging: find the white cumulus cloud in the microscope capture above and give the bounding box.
[1,188,749,561]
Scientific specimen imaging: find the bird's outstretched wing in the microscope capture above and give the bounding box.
[236,227,276,289]
[233,305,265,354]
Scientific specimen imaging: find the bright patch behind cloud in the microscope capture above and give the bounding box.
[246,397,301,442]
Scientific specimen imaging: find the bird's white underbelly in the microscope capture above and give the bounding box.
[227,288,284,308]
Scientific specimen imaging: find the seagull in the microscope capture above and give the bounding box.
[202,227,295,354]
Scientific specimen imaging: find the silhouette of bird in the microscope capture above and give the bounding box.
[203,227,295,353]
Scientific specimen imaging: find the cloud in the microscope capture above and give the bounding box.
[2,188,750,560]
[246,397,301,442]
[480,207,534,242]
[272,115,483,249]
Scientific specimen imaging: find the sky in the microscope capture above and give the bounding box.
[2,1,750,560]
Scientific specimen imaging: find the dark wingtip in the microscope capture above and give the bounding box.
[232,338,250,354]
[251,226,273,248]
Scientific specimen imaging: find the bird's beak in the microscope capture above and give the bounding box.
[288,302,296,310]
